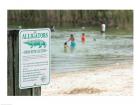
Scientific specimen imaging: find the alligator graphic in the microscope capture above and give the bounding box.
[24,40,47,48]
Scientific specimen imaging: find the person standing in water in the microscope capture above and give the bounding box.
[81,33,86,44]
[64,42,69,53]
[101,22,106,33]
[67,34,76,52]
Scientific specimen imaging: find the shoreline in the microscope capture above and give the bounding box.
[42,62,133,96]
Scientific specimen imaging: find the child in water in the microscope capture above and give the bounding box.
[81,33,86,44]
[64,42,69,53]
[67,34,76,52]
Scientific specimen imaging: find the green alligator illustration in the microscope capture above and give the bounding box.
[24,40,47,48]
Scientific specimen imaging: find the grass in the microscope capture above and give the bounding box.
[8,25,133,35]
[56,26,133,35]
[106,27,133,35]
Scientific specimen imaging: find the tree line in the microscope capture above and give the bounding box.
[8,10,133,30]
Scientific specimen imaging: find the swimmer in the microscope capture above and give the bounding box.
[64,42,69,53]
[67,34,76,52]
[81,33,86,44]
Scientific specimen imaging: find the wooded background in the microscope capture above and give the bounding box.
[8,10,133,30]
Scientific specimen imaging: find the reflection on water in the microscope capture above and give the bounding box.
[51,30,133,72]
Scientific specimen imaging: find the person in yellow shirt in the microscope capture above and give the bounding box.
[64,42,69,53]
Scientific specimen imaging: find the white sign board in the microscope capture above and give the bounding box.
[19,28,50,89]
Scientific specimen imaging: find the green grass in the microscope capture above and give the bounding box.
[56,26,133,35]
[106,27,133,35]
[8,24,133,35]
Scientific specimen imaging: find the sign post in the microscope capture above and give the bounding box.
[19,29,50,89]
[8,28,51,96]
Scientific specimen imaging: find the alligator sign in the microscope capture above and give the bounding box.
[24,40,47,48]
[19,28,50,89]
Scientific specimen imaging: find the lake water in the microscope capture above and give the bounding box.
[51,30,133,73]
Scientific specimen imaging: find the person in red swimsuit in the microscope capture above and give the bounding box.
[67,34,76,52]
[81,33,86,44]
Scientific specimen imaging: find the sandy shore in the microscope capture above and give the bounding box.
[42,62,133,96]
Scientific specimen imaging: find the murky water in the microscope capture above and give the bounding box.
[51,30,133,72]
